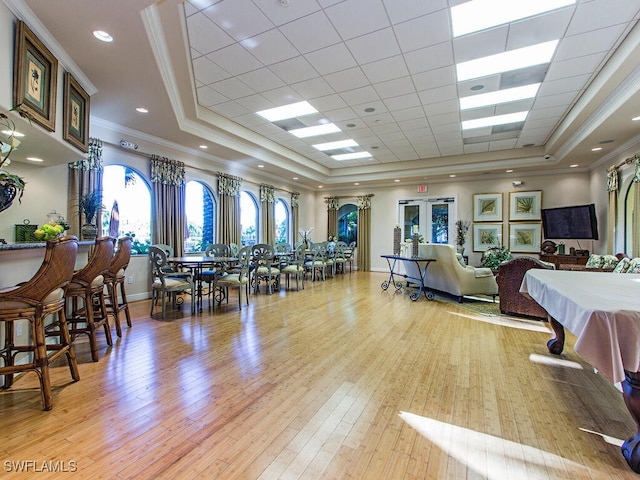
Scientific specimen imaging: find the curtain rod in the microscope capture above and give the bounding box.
[103,140,299,195]
[608,153,640,172]
[323,194,374,199]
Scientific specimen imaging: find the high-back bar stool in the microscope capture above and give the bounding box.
[65,236,115,362]
[0,235,80,410]
[103,236,133,337]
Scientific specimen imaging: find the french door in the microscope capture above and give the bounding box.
[398,196,457,244]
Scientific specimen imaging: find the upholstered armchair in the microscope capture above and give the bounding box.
[496,256,555,319]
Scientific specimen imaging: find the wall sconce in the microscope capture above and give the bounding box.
[512,180,524,187]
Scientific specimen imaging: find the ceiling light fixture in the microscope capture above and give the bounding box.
[450,174,456,178]
[1,129,24,137]
[256,101,317,122]
[451,0,575,37]
[26,157,43,163]
[312,139,359,151]
[456,40,558,81]
[93,30,113,43]
[459,84,540,110]
[462,111,528,130]
[591,147,602,151]
[136,107,148,113]
[331,151,372,161]
[570,164,579,168]
[633,116,640,121]
[199,145,208,149]
[290,123,341,138]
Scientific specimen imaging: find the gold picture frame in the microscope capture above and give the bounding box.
[509,223,542,253]
[473,223,503,252]
[473,193,503,222]
[13,20,58,132]
[63,72,90,152]
[509,190,542,221]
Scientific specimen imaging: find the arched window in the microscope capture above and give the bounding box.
[101,165,151,254]
[185,180,217,253]
[338,204,357,245]
[275,198,289,244]
[240,191,258,246]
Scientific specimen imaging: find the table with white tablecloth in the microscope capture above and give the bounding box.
[520,269,640,472]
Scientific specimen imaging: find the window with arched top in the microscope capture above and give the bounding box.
[240,191,258,246]
[101,165,151,254]
[275,198,289,244]
[338,204,357,245]
[185,180,217,253]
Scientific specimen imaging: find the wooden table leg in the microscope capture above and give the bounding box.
[546,315,565,354]
[622,370,640,473]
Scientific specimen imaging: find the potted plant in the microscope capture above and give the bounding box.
[77,191,105,239]
[481,244,513,271]
[0,107,30,212]
[455,219,470,255]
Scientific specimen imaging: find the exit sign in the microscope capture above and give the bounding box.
[417,185,428,193]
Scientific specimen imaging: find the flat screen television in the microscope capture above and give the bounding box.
[541,203,599,240]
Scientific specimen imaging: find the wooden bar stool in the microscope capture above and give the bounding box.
[103,236,133,337]
[0,235,80,410]
[65,236,115,362]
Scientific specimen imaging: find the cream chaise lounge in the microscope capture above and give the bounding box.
[403,243,498,302]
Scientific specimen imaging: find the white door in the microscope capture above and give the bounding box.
[399,196,457,244]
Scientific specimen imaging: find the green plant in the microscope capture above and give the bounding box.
[455,219,470,247]
[481,245,512,270]
[0,106,31,203]
[78,191,105,224]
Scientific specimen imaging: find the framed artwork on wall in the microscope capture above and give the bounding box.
[509,190,542,221]
[509,223,542,253]
[13,20,58,132]
[473,223,503,252]
[63,72,90,152]
[473,193,503,222]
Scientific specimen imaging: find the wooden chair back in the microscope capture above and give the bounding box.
[72,236,115,286]
[107,236,132,276]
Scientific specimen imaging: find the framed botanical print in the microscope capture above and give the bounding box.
[473,193,503,222]
[509,190,542,221]
[509,223,542,253]
[473,223,503,252]
[13,20,58,132]
[63,72,90,152]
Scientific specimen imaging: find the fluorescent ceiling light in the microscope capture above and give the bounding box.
[451,0,575,37]
[313,139,359,151]
[460,83,541,110]
[256,101,318,122]
[456,40,558,81]
[331,151,372,161]
[290,123,341,138]
[462,111,528,130]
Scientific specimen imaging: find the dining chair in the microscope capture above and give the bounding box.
[201,243,231,300]
[228,243,239,257]
[346,241,356,273]
[274,242,293,268]
[333,241,349,275]
[0,235,80,410]
[148,246,195,319]
[304,242,328,281]
[251,243,280,294]
[151,243,190,279]
[103,236,133,337]
[281,242,306,291]
[65,236,116,362]
[215,246,252,310]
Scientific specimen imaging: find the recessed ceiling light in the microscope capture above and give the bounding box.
[460,84,540,110]
[462,111,528,130]
[506,169,513,173]
[293,177,299,180]
[394,179,400,183]
[346,123,356,128]
[290,123,341,138]
[456,40,558,81]
[371,146,379,149]
[451,0,575,37]
[570,164,579,168]
[136,107,148,113]
[591,147,602,152]
[257,164,264,168]
[1,129,24,137]
[522,143,535,147]
[354,182,360,186]
[199,145,208,149]
[364,107,375,113]
[26,157,43,162]
[256,101,317,122]
[331,151,372,161]
[318,185,323,189]
[599,139,615,144]
[470,85,484,91]
[450,174,456,178]
[93,30,113,42]
[312,139,358,151]
[633,116,640,121]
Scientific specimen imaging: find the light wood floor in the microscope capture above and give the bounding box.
[0,272,636,479]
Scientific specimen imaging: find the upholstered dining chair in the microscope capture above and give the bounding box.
[103,236,133,337]
[65,236,116,362]
[148,246,195,319]
[151,243,190,279]
[201,243,231,298]
[251,243,280,294]
[281,242,306,291]
[304,242,328,281]
[0,235,80,410]
[332,241,349,275]
[215,246,252,310]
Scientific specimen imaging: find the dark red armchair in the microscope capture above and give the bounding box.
[496,256,555,319]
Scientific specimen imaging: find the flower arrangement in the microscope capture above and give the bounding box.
[455,219,470,247]
[298,226,313,245]
[0,106,31,204]
[481,244,513,270]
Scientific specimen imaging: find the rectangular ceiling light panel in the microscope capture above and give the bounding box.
[290,123,341,138]
[460,83,540,110]
[451,0,576,37]
[313,139,359,151]
[456,40,558,82]
[332,151,372,161]
[256,101,318,122]
[462,111,528,130]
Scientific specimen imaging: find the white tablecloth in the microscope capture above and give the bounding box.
[520,269,640,383]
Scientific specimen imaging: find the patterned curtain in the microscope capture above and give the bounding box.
[291,192,299,245]
[606,169,619,255]
[67,137,103,236]
[357,195,372,271]
[326,197,339,240]
[151,155,186,255]
[218,173,241,246]
[260,184,275,245]
[633,160,640,257]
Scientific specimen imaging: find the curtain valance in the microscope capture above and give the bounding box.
[218,172,242,196]
[325,197,339,210]
[357,195,372,210]
[291,192,300,208]
[151,155,185,186]
[69,137,103,171]
[260,184,275,203]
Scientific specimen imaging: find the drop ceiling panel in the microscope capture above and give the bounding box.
[346,28,402,64]
[393,9,451,51]
[202,0,273,41]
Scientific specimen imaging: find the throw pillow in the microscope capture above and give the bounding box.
[614,257,631,273]
[626,258,640,273]
[601,255,620,269]
[585,254,604,268]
